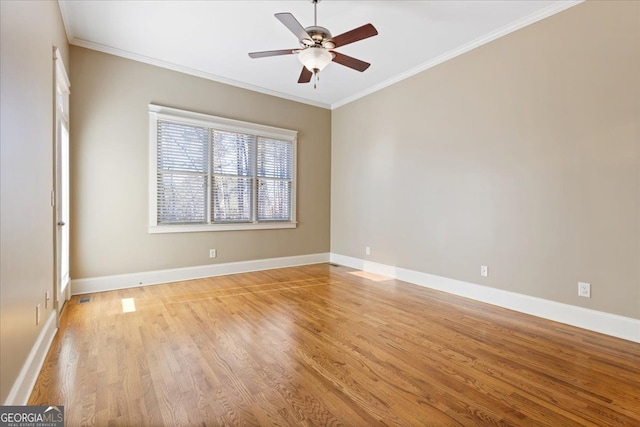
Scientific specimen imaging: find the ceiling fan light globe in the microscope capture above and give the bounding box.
[298,47,334,72]
[322,40,336,49]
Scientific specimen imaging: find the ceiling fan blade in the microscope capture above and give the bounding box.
[248,49,299,59]
[332,51,370,72]
[275,12,311,42]
[298,66,312,83]
[331,23,378,48]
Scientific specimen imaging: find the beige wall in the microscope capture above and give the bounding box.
[331,1,640,319]
[0,1,69,403]
[69,47,331,279]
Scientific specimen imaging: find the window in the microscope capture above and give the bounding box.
[149,105,297,233]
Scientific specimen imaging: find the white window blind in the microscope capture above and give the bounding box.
[157,121,208,224]
[149,105,297,233]
[257,138,293,221]
[212,131,254,223]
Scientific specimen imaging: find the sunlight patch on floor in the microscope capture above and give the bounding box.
[349,271,392,282]
[121,297,136,313]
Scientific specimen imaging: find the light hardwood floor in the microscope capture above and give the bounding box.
[30,264,640,426]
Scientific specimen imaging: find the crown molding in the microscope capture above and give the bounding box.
[57,1,582,112]
[69,37,332,110]
[331,0,584,109]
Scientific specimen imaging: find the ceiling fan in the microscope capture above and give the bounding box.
[248,0,378,88]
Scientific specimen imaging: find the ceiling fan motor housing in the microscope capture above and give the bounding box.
[302,26,335,49]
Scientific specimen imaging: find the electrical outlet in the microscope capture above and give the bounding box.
[209,249,217,258]
[36,304,40,325]
[480,266,488,277]
[365,246,371,256]
[45,291,50,309]
[578,282,591,298]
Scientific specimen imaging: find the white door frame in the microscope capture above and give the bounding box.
[53,47,71,322]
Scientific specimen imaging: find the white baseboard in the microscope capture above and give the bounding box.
[71,253,330,295]
[330,253,640,344]
[3,311,58,405]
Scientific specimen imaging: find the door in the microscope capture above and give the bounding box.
[54,47,70,319]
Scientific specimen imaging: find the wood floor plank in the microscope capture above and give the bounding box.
[29,264,640,426]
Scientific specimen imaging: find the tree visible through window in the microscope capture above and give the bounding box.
[149,105,297,232]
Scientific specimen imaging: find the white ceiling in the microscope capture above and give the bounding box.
[58,0,581,109]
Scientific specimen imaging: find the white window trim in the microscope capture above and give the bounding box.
[148,104,297,233]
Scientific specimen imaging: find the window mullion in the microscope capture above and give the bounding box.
[252,137,259,223]
[207,128,212,224]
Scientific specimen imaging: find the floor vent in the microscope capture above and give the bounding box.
[77,295,93,304]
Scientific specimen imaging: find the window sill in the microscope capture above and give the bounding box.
[148,222,297,234]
